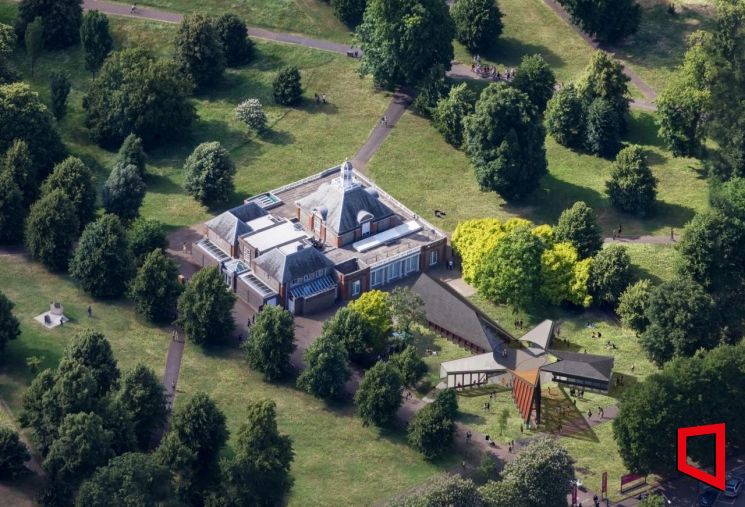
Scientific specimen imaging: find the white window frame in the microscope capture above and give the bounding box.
[429,250,438,266]
[371,268,383,288]
[351,280,361,296]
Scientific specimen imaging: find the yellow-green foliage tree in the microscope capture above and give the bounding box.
[348,290,391,354]
[540,242,593,307]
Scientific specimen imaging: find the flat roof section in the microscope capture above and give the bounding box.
[353,220,422,252]
[243,220,309,254]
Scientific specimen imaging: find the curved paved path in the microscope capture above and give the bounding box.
[604,235,676,245]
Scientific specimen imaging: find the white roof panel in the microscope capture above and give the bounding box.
[353,220,422,253]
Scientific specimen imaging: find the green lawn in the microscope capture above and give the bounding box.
[368,108,707,237]
[625,243,679,283]
[0,8,391,230]
[125,0,352,43]
[414,329,472,391]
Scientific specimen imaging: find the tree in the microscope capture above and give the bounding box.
[102,163,146,221]
[0,83,66,179]
[585,97,621,157]
[175,13,225,88]
[511,54,556,113]
[177,266,236,346]
[70,214,134,298]
[61,329,120,396]
[272,66,303,106]
[433,82,475,147]
[127,217,167,267]
[0,427,30,479]
[80,10,112,74]
[0,291,20,360]
[711,177,745,222]
[43,412,114,488]
[18,368,58,454]
[540,242,592,307]
[390,474,481,507]
[77,452,171,507]
[357,0,454,89]
[639,277,719,365]
[577,51,630,131]
[116,134,146,178]
[219,399,294,506]
[320,306,376,363]
[161,392,227,503]
[0,23,16,84]
[24,189,79,272]
[118,364,166,450]
[474,453,502,485]
[606,145,658,215]
[49,70,70,121]
[587,244,632,307]
[452,218,516,283]
[616,279,652,334]
[389,286,425,333]
[545,83,586,150]
[2,138,36,207]
[83,48,195,148]
[355,361,402,427]
[24,17,43,77]
[554,201,603,259]
[100,397,137,456]
[411,64,450,117]
[390,345,426,387]
[464,83,547,201]
[296,333,350,400]
[476,225,546,309]
[243,305,296,381]
[451,0,503,52]
[235,98,267,132]
[40,156,96,230]
[129,249,182,324]
[16,0,83,49]
[500,436,573,507]
[480,480,525,507]
[215,13,254,67]
[407,400,455,459]
[0,172,25,245]
[348,290,392,355]
[559,0,640,43]
[638,494,668,507]
[183,141,236,206]
[331,0,367,27]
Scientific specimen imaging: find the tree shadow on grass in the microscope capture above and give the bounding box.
[145,172,184,196]
[540,388,599,442]
[626,112,665,149]
[259,127,295,146]
[198,71,275,105]
[480,38,565,71]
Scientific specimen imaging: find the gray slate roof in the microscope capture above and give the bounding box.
[295,182,393,235]
[254,245,334,284]
[518,320,554,350]
[541,350,614,382]
[205,203,267,245]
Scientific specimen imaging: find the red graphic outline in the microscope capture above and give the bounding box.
[677,423,726,490]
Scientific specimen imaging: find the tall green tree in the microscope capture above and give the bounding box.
[388,286,425,333]
[464,83,547,201]
[545,83,586,150]
[49,70,71,121]
[476,225,546,309]
[331,0,367,27]
[16,0,83,49]
[183,141,236,206]
[451,0,503,52]
[587,244,632,307]
[406,389,457,459]
[320,306,376,363]
[390,475,481,507]
[0,172,25,245]
[585,97,621,157]
[0,23,16,84]
[272,66,303,106]
[0,427,30,479]
[410,64,450,117]
[129,249,182,324]
[511,54,556,113]
[116,133,147,178]
[355,360,403,427]
[102,163,146,222]
[219,399,294,506]
[606,144,658,214]
[40,156,96,230]
[70,214,134,298]
[433,82,475,147]
[560,0,640,43]
[296,332,350,400]
[215,13,254,67]
[127,217,167,267]
[24,16,43,77]
[617,279,653,334]
[2,138,36,207]
[24,189,79,271]
[177,266,236,346]
[390,345,426,387]
[175,13,225,88]
[0,290,20,360]
[60,330,120,397]
[118,364,167,450]
[83,48,195,148]
[348,290,392,356]
[577,51,630,131]
[710,177,745,222]
[554,201,603,259]
[77,452,171,507]
[80,10,112,73]
[243,305,296,381]
[357,0,454,89]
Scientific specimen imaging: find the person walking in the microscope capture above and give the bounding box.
[87,305,92,318]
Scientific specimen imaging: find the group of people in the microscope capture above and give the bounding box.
[470,57,516,82]
[513,318,525,329]
[314,93,328,105]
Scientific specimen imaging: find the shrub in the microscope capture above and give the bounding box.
[235,98,268,132]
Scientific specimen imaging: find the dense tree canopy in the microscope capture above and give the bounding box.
[2,138,36,207]
[0,427,30,479]
[235,98,267,132]
[0,172,24,245]
[433,82,475,147]
[390,345,427,387]
[407,389,458,459]
[24,17,43,77]
[24,189,79,272]
[60,329,120,397]
[559,0,640,43]
[175,14,225,88]
[545,84,586,150]
[587,244,632,307]
[320,306,377,363]
[577,51,630,129]
[243,305,296,381]
[451,0,504,52]
[0,23,16,83]
[183,141,236,206]
[388,286,426,333]
[357,0,454,89]
[348,290,392,356]
[585,97,621,158]
[606,145,658,215]
[391,474,482,507]
[272,66,303,106]
[16,0,83,49]
[49,70,71,121]
[0,290,20,360]
[511,54,556,113]
[616,279,652,334]
[711,177,745,222]
[116,133,147,177]
[331,0,367,27]
[127,217,167,267]
[102,163,146,222]
[540,242,592,307]
[70,214,134,298]
[41,156,96,230]
[297,332,350,400]
[118,363,166,450]
[128,249,182,323]
[83,48,195,148]
[554,201,603,259]
[177,266,236,346]
[464,83,547,201]
[80,10,112,73]
[215,13,254,67]
[355,360,403,427]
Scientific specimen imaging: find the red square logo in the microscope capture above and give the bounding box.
[677,423,726,490]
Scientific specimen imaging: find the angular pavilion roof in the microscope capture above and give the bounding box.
[541,350,614,382]
[518,319,554,350]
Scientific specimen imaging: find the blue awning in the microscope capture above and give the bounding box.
[289,275,337,299]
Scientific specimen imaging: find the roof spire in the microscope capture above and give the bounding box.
[340,158,355,190]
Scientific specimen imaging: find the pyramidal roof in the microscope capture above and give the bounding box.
[206,202,267,245]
